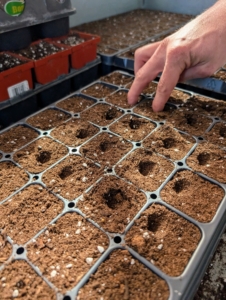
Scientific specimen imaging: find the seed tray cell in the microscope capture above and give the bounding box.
[0,71,226,300]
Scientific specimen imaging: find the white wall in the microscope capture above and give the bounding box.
[69,0,142,27]
[144,0,217,16]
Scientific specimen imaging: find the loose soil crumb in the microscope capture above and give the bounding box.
[125,203,201,276]
[80,132,132,167]
[186,142,226,184]
[143,124,195,160]
[27,213,109,293]
[204,122,226,148]
[77,175,146,233]
[0,233,12,264]
[106,90,139,109]
[27,108,70,131]
[51,119,99,147]
[161,170,224,222]
[134,98,176,121]
[100,72,133,87]
[42,155,103,201]
[167,111,213,136]
[0,161,29,202]
[56,95,95,113]
[77,249,169,300]
[109,114,156,142]
[0,184,63,244]
[212,70,226,82]
[81,83,116,98]
[14,137,68,174]
[0,125,39,153]
[80,103,123,126]
[115,148,174,191]
[0,260,56,299]
[167,89,191,105]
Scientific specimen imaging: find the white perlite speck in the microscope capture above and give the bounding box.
[131,259,135,265]
[82,176,88,182]
[66,263,73,269]
[97,246,105,253]
[50,270,57,277]
[143,232,149,239]
[12,290,19,297]
[75,229,81,235]
[86,257,93,265]
[157,244,163,250]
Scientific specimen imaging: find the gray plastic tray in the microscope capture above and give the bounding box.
[1,70,226,300]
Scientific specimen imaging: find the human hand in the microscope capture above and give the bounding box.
[127,0,226,112]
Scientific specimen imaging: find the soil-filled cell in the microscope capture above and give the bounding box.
[0,260,56,299]
[27,213,109,293]
[115,148,174,191]
[143,124,195,160]
[204,122,226,148]
[80,103,123,126]
[186,142,226,183]
[14,137,68,174]
[81,83,115,98]
[42,155,103,201]
[80,133,132,167]
[167,111,213,136]
[134,98,176,121]
[125,204,201,276]
[110,114,156,142]
[161,170,224,222]
[51,119,99,147]
[0,185,63,245]
[0,161,29,202]
[100,72,133,87]
[0,125,39,153]
[105,90,138,109]
[0,234,12,265]
[77,249,169,300]
[167,89,191,105]
[27,108,70,131]
[56,95,95,113]
[77,175,146,233]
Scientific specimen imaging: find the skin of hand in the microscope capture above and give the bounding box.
[127,0,226,112]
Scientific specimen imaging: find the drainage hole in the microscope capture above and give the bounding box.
[16,247,25,255]
[114,236,122,244]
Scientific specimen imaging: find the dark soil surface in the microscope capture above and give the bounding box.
[77,175,147,233]
[80,132,132,167]
[42,155,103,201]
[0,260,56,299]
[0,53,26,72]
[109,114,156,142]
[27,108,70,131]
[81,83,116,99]
[143,124,195,160]
[106,90,141,109]
[161,170,224,222]
[0,125,39,153]
[115,148,174,191]
[77,249,170,300]
[126,203,201,276]
[80,103,123,126]
[56,95,95,113]
[0,161,29,202]
[101,72,133,87]
[0,184,63,244]
[13,137,68,174]
[27,213,109,293]
[186,142,226,183]
[51,119,99,147]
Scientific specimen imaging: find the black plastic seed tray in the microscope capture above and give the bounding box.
[1,70,226,300]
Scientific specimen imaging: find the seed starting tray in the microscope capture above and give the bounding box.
[1,70,226,300]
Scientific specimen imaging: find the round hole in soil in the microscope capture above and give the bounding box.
[71,149,77,153]
[163,137,176,149]
[68,202,75,208]
[177,162,183,166]
[198,137,204,141]
[197,152,210,165]
[147,213,161,232]
[138,160,155,176]
[76,129,89,139]
[103,188,125,209]
[185,114,197,126]
[150,193,157,199]
[16,247,24,255]
[136,142,141,147]
[63,296,71,300]
[219,126,226,138]
[36,151,51,164]
[173,178,189,193]
[16,280,26,288]
[43,132,48,135]
[33,175,39,180]
[105,107,117,120]
[4,154,10,158]
[129,119,140,130]
[59,165,74,180]
[114,236,122,244]
[99,141,114,152]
